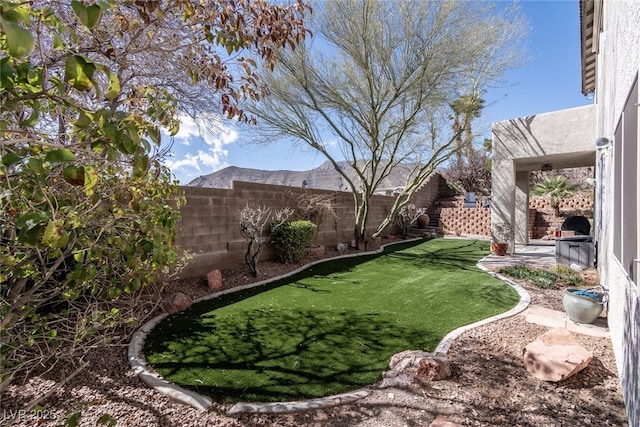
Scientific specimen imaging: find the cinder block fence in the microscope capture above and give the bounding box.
[175,175,443,278]
[173,175,593,279]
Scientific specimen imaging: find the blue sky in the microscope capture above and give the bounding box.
[163,0,592,185]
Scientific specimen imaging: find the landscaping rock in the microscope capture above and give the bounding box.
[162,292,192,314]
[417,357,452,381]
[429,416,463,427]
[207,269,223,290]
[523,327,592,382]
[380,350,451,389]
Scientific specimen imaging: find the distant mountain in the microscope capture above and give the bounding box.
[187,160,416,193]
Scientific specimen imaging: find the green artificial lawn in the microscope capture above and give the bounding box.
[144,238,519,402]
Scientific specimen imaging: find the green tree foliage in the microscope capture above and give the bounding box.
[0,0,184,392]
[531,175,577,216]
[248,0,527,249]
[0,0,309,393]
[271,219,317,263]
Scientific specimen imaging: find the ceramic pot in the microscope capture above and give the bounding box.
[416,214,430,229]
[562,288,604,324]
[491,242,508,256]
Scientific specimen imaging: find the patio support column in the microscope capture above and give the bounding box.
[491,105,596,255]
[515,170,530,245]
[491,158,516,253]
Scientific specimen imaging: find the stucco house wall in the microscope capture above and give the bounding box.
[592,2,640,424]
[490,2,639,423]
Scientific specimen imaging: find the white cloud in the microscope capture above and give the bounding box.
[164,154,200,171]
[165,149,229,171]
[173,113,238,148]
[195,149,226,169]
[322,138,339,147]
[162,113,237,183]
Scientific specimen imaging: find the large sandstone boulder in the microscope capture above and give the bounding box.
[162,292,193,314]
[207,269,223,290]
[381,350,451,389]
[523,327,592,382]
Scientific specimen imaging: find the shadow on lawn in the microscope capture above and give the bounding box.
[145,307,438,402]
[384,240,488,272]
[183,239,490,316]
[143,239,507,403]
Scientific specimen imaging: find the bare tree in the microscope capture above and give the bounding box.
[294,192,337,244]
[441,147,492,196]
[395,204,428,239]
[247,0,527,249]
[239,205,292,276]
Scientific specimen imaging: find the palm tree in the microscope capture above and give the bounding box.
[531,175,577,217]
[450,94,485,168]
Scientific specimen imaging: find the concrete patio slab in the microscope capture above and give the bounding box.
[525,305,610,338]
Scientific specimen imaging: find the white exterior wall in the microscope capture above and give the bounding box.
[594,2,640,425]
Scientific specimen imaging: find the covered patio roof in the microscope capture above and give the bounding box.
[491,105,596,248]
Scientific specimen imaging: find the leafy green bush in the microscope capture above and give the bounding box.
[498,264,583,289]
[271,220,317,263]
[0,1,184,393]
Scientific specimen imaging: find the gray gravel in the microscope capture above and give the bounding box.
[1,247,628,427]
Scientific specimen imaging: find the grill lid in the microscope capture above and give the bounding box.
[561,215,591,235]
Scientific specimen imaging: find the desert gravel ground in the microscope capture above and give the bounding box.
[1,240,629,426]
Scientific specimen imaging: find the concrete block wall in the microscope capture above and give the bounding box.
[439,207,491,236]
[410,174,451,209]
[174,176,593,279]
[529,209,537,239]
[528,194,593,212]
[175,174,445,279]
[529,195,594,239]
[433,194,592,239]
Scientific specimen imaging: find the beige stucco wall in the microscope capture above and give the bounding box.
[491,105,596,248]
[492,105,596,162]
[593,2,640,425]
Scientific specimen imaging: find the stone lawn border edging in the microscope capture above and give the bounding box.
[127,238,531,415]
[433,261,531,355]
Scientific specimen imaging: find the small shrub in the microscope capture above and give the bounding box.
[294,193,337,244]
[499,264,584,289]
[499,265,559,289]
[271,220,317,263]
[394,204,426,239]
[549,264,584,286]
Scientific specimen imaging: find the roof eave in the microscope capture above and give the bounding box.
[580,0,598,95]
